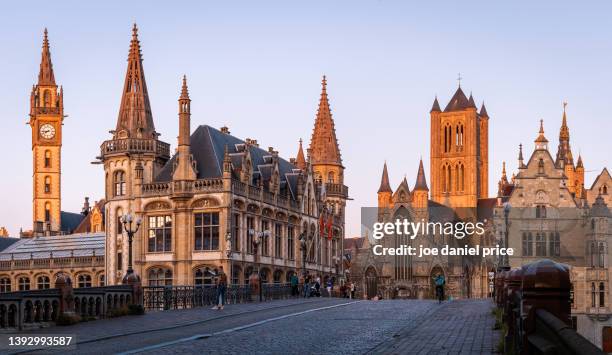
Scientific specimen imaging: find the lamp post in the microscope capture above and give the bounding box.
[502,202,511,270]
[225,231,233,284]
[299,231,307,275]
[121,213,142,279]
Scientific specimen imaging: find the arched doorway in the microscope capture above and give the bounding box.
[430,265,445,299]
[365,266,378,299]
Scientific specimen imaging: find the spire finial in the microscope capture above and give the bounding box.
[180,74,189,99]
[502,161,507,177]
[321,75,327,92]
[518,143,524,167]
[457,73,462,87]
[132,23,138,39]
[38,27,56,86]
[539,119,544,134]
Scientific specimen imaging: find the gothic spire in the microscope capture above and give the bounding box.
[555,102,574,167]
[378,162,392,193]
[576,154,584,168]
[309,75,342,166]
[518,143,525,168]
[413,158,429,191]
[38,28,56,86]
[535,120,548,143]
[468,93,476,108]
[177,75,191,147]
[115,24,156,139]
[479,102,489,118]
[430,96,441,112]
[295,138,306,170]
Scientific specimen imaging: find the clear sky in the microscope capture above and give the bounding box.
[1,1,611,238]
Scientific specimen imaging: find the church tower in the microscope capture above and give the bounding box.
[430,86,489,208]
[30,29,64,233]
[99,25,170,284]
[308,76,348,216]
[554,102,583,198]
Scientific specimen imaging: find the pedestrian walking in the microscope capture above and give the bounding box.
[290,273,299,296]
[303,273,311,298]
[350,282,356,299]
[213,266,227,310]
[326,279,333,297]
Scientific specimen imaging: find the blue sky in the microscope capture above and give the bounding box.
[1,1,611,237]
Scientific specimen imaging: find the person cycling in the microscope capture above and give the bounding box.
[434,274,446,304]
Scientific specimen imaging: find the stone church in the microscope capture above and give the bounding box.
[346,86,497,300]
[99,25,348,286]
[493,105,612,348]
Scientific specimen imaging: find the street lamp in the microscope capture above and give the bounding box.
[121,213,142,280]
[502,202,511,269]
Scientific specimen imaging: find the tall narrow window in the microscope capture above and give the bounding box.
[246,216,254,254]
[148,215,172,252]
[44,176,51,193]
[599,243,606,268]
[592,283,597,308]
[261,220,270,256]
[536,205,547,218]
[44,150,51,168]
[287,225,295,260]
[442,166,447,193]
[44,202,51,222]
[460,164,465,191]
[114,171,126,196]
[536,233,546,256]
[233,213,241,252]
[591,242,597,268]
[328,172,335,184]
[274,223,282,258]
[117,214,123,235]
[549,232,560,257]
[600,282,606,307]
[194,212,219,251]
[447,165,452,192]
[43,90,50,107]
[522,232,533,256]
[117,252,123,271]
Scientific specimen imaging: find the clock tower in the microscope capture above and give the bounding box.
[29,29,64,233]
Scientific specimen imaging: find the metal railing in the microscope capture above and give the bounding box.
[143,283,294,311]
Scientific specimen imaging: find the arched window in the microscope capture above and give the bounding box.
[116,208,123,235]
[603,185,608,195]
[455,124,464,148]
[43,90,50,107]
[442,165,447,192]
[460,164,465,191]
[455,165,459,192]
[77,274,92,288]
[194,267,214,286]
[99,275,105,287]
[148,268,173,286]
[0,278,10,293]
[592,283,597,307]
[328,172,335,184]
[599,243,606,268]
[18,277,30,291]
[37,276,50,289]
[447,164,452,192]
[44,176,51,193]
[600,282,606,307]
[44,202,51,222]
[114,171,126,196]
[44,150,51,168]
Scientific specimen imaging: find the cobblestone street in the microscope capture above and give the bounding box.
[9,298,499,355]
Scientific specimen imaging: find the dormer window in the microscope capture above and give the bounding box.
[538,159,545,175]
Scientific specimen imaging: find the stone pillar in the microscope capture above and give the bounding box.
[123,272,143,306]
[520,259,571,338]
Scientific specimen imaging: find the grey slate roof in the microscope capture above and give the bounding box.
[0,238,19,252]
[60,211,86,234]
[444,87,471,112]
[155,125,300,200]
[0,232,104,260]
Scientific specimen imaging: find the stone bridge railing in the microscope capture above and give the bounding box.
[0,276,139,331]
[143,283,293,311]
[495,259,604,354]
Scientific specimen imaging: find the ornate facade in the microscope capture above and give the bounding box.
[100,26,348,286]
[494,107,612,349]
[347,87,496,300]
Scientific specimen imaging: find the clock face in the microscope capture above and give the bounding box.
[39,124,56,139]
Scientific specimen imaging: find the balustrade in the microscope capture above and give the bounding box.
[495,259,604,354]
